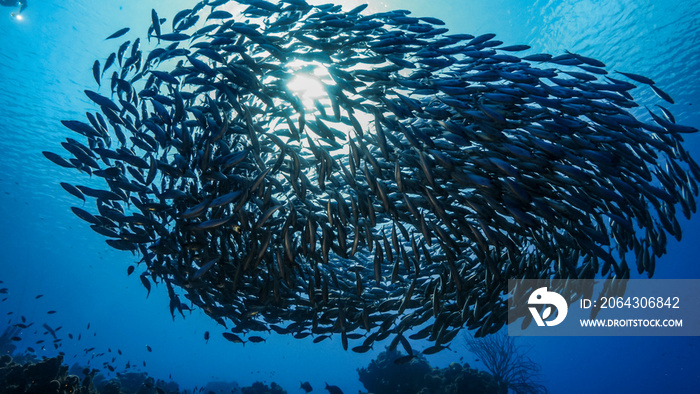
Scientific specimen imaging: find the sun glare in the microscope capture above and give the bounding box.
[285,60,331,109]
[287,73,326,108]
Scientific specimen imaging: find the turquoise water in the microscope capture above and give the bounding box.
[1,0,699,392]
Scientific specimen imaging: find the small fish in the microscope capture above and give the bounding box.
[325,383,343,394]
[300,381,313,393]
[42,151,74,168]
[192,258,218,280]
[617,70,655,85]
[313,335,331,343]
[222,332,245,344]
[92,60,101,86]
[60,183,85,201]
[151,9,161,39]
[650,84,675,104]
[84,90,119,112]
[70,207,100,225]
[157,33,190,41]
[422,345,450,355]
[140,273,151,297]
[102,53,116,76]
[105,27,130,40]
[207,10,233,20]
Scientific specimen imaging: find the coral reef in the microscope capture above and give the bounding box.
[0,351,298,393]
[358,348,500,393]
[0,343,540,393]
[0,354,196,393]
[0,354,96,393]
[201,380,241,393]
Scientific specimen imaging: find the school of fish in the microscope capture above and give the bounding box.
[44,0,700,355]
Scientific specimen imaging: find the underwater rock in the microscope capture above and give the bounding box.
[136,376,157,394]
[108,372,150,393]
[49,0,700,352]
[201,380,242,393]
[241,381,286,394]
[100,379,123,394]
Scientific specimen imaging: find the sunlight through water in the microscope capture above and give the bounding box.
[286,61,330,109]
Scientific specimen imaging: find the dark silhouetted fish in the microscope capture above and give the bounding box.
[300,381,312,393]
[106,27,129,40]
[48,0,700,354]
[325,383,343,394]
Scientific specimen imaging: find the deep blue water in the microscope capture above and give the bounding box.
[1,0,699,393]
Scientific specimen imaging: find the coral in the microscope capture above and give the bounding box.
[0,326,20,356]
[135,376,158,394]
[100,379,122,394]
[116,371,151,393]
[358,348,431,393]
[0,355,183,394]
[0,354,96,393]
[202,380,242,393]
[156,378,180,393]
[465,332,548,394]
[358,348,500,394]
